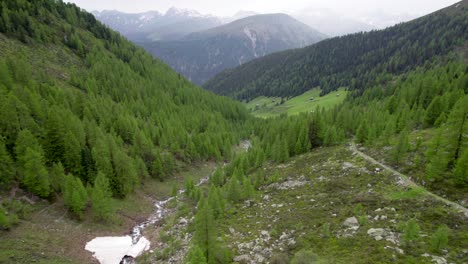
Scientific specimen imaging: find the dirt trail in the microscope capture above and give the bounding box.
[349,142,468,218]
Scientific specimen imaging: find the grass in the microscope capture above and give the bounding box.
[387,186,427,200]
[245,88,348,118]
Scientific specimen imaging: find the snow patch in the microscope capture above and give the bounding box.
[85,236,150,264]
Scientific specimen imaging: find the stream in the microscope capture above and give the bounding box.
[85,177,210,264]
[85,140,250,264]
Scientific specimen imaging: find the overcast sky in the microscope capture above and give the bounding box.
[66,0,460,17]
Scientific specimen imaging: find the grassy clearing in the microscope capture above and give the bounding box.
[245,88,348,118]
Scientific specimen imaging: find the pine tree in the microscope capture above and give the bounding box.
[0,138,15,187]
[431,225,449,252]
[227,177,241,203]
[356,120,369,144]
[403,219,420,246]
[454,151,468,186]
[391,130,410,165]
[210,167,224,187]
[50,162,66,193]
[186,245,207,264]
[91,171,114,221]
[193,197,218,264]
[425,131,449,182]
[22,148,50,198]
[63,174,88,219]
[424,96,444,127]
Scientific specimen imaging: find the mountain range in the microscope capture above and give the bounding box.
[142,14,327,85]
[204,1,468,99]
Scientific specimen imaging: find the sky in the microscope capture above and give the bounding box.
[67,0,460,17]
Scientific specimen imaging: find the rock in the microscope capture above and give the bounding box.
[229,227,236,235]
[343,217,359,228]
[244,200,254,208]
[263,195,270,201]
[179,218,188,225]
[367,228,386,239]
[380,215,387,220]
[233,255,250,263]
[342,162,355,169]
[254,254,265,263]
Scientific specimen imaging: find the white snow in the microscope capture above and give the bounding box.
[85,236,150,264]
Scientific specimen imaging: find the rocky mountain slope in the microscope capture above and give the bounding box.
[92,8,223,42]
[143,14,327,85]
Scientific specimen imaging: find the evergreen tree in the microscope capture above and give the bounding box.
[49,162,66,193]
[63,174,88,219]
[227,177,241,203]
[454,151,468,186]
[391,130,410,165]
[193,197,218,264]
[22,148,50,198]
[91,171,114,221]
[186,245,207,264]
[210,167,224,187]
[356,120,369,144]
[424,96,444,127]
[431,225,449,252]
[403,219,420,246]
[0,138,15,188]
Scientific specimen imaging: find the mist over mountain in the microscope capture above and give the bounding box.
[92,7,223,42]
[143,13,327,85]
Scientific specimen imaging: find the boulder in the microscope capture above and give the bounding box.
[343,217,359,228]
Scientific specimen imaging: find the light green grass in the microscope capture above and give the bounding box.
[245,88,348,118]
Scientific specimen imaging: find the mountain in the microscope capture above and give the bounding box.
[143,14,327,85]
[92,8,223,42]
[204,1,468,100]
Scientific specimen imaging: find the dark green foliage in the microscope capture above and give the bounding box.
[205,3,468,100]
[454,150,468,186]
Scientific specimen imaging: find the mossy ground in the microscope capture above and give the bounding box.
[218,146,467,263]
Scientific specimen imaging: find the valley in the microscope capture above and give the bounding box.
[0,0,467,264]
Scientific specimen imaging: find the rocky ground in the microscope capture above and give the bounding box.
[142,145,467,263]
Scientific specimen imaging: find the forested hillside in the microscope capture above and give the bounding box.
[204,1,468,100]
[0,0,248,226]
